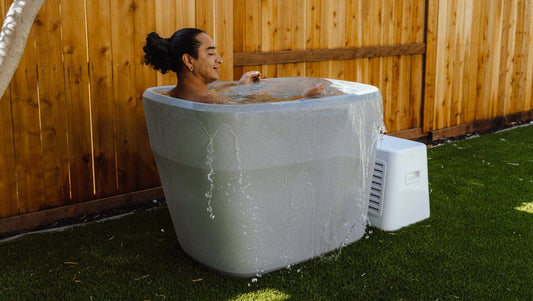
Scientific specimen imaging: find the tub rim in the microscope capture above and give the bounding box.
[142,77,380,113]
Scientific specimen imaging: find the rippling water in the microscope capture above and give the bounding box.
[208,77,346,104]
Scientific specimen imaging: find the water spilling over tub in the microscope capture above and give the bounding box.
[143,77,385,277]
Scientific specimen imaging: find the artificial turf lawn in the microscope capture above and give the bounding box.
[0,125,531,300]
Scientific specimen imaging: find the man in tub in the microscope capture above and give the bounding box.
[143,28,324,104]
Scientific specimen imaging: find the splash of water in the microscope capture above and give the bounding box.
[205,137,216,219]
[197,119,219,219]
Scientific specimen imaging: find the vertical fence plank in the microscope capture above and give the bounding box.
[154,0,197,86]
[110,0,140,193]
[291,0,307,76]
[10,6,45,213]
[510,0,527,114]
[476,0,492,121]
[233,0,263,78]
[394,0,406,130]
[494,0,506,117]
[319,0,332,77]
[497,1,516,117]
[331,0,346,79]
[397,0,413,130]
[369,1,387,128]
[423,0,439,132]
[233,0,245,79]
[243,0,262,75]
[305,0,321,78]
[0,0,18,218]
[276,0,291,76]
[408,0,425,129]
[153,1,177,87]
[86,0,117,197]
[381,0,394,131]
[61,0,94,203]
[154,1,174,85]
[451,0,464,127]
[449,0,465,126]
[154,0,174,38]
[464,0,483,124]
[525,0,533,110]
[195,0,215,35]
[409,54,424,129]
[344,0,359,82]
[358,0,371,84]
[136,1,159,186]
[261,0,278,78]
[0,0,4,22]
[475,0,491,121]
[370,1,382,94]
[0,87,17,217]
[34,0,70,208]
[134,0,159,189]
[214,0,233,81]
[458,0,473,124]
[175,0,196,29]
[437,0,454,129]
[483,0,501,118]
[274,0,306,77]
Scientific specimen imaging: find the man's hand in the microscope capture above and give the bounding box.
[238,71,262,84]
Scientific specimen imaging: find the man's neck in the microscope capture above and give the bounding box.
[170,75,217,103]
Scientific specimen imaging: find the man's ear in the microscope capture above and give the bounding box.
[182,53,194,70]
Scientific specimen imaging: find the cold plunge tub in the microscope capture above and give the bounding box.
[143,77,385,277]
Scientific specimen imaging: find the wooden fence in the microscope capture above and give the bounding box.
[0,0,532,229]
[425,0,533,137]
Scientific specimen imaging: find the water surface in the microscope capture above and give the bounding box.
[208,77,346,104]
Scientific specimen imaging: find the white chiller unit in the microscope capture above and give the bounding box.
[368,135,430,231]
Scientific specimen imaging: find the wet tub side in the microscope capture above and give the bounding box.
[143,79,385,277]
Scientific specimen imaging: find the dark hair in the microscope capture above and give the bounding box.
[143,28,205,75]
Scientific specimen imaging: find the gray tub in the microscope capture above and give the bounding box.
[143,77,384,277]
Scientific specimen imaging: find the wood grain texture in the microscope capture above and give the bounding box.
[234,44,426,66]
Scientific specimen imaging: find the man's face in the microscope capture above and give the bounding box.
[192,33,223,83]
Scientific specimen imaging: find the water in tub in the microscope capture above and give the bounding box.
[207,77,346,104]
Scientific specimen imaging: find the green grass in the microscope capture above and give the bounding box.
[1,125,532,300]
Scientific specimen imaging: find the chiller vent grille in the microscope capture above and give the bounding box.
[368,159,385,217]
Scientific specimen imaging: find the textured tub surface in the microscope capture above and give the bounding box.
[143,77,385,277]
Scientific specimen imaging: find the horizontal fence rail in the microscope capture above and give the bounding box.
[234,43,427,66]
